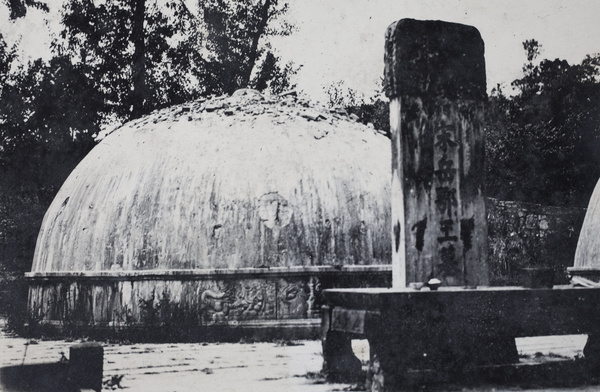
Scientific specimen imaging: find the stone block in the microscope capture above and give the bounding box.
[69,342,103,392]
[384,18,486,101]
[386,19,489,287]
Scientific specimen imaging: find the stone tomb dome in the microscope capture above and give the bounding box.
[32,89,391,273]
[26,89,391,338]
[571,179,600,281]
[26,90,391,340]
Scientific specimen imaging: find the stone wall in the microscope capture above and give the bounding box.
[487,198,586,285]
[25,266,391,341]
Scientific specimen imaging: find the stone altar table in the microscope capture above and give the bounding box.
[322,286,600,389]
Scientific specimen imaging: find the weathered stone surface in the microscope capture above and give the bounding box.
[31,90,391,273]
[573,179,600,275]
[26,266,391,333]
[26,89,392,338]
[321,308,362,382]
[487,198,585,285]
[69,343,103,392]
[323,286,600,389]
[386,19,489,287]
[383,18,486,101]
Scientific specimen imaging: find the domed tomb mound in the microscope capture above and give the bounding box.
[26,89,392,335]
[571,179,600,281]
[32,90,391,271]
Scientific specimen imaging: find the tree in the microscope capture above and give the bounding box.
[0,33,15,81]
[0,33,21,168]
[1,55,101,187]
[486,40,600,207]
[130,0,146,119]
[3,0,48,20]
[1,34,101,200]
[59,0,192,120]
[58,0,295,122]
[251,50,297,94]
[200,0,295,95]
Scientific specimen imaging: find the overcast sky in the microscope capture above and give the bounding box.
[2,0,600,104]
[274,0,600,103]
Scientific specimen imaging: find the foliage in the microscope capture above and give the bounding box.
[348,99,390,138]
[1,56,100,188]
[57,0,296,120]
[324,80,362,108]
[58,0,196,119]
[486,40,600,207]
[0,33,16,85]
[252,51,297,94]
[0,36,99,338]
[324,80,390,138]
[200,0,296,96]
[4,0,48,19]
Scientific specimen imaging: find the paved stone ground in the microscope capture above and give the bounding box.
[1,324,599,392]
